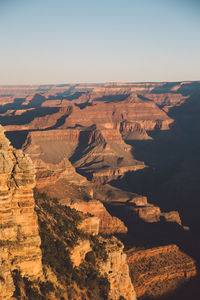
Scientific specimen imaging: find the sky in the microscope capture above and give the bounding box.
[0,0,200,84]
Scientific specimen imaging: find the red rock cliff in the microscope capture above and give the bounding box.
[0,125,42,299]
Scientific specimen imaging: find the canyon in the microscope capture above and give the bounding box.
[0,80,200,299]
[0,124,136,299]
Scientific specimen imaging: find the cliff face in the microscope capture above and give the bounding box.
[5,106,73,131]
[0,125,42,299]
[141,92,187,111]
[33,190,136,300]
[0,125,136,299]
[127,245,197,299]
[23,129,87,188]
[99,236,136,300]
[71,126,145,183]
[62,101,173,130]
[69,200,128,235]
[22,126,145,187]
[119,120,152,140]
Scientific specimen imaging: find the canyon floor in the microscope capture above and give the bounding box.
[1,81,200,299]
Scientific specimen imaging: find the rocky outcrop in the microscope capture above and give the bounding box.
[68,229,136,300]
[127,244,197,298]
[99,236,137,300]
[162,211,182,225]
[35,190,136,300]
[127,195,182,225]
[119,120,152,140]
[70,239,92,267]
[69,200,128,235]
[133,205,161,223]
[0,260,15,299]
[140,92,187,111]
[0,125,42,299]
[78,216,100,236]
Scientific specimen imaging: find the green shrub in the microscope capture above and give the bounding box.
[34,189,110,299]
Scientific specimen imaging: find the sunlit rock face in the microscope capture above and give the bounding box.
[69,200,128,235]
[127,244,197,299]
[61,101,173,130]
[0,125,42,299]
[99,236,137,300]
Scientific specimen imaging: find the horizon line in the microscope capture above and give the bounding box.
[0,79,200,87]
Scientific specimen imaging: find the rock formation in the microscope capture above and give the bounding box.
[22,126,145,186]
[0,125,42,299]
[71,125,145,183]
[119,120,152,140]
[140,92,187,111]
[0,124,136,299]
[99,236,136,300]
[61,101,173,131]
[127,195,182,225]
[34,190,137,300]
[127,244,197,298]
[22,129,87,188]
[1,81,200,299]
[69,200,128,235]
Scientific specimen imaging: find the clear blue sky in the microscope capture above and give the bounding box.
[0,0,200,84]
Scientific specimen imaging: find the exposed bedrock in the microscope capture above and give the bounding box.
[62,101,173,130]
[0,125,42,299]
[69,200,128,235]
[22,126,145,185]
[127,244,197,299]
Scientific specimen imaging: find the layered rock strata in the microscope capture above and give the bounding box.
[0,125,42,299]
[36,190,136,300]
[23,129,87,188]
[128,195,182,225]
[69,200,128,235]
[71,126,145,183]
[127,244,197,298]
[62,101,173,131]
[99,236,137,300]
[22,126,145,186]
[69,234,137,299]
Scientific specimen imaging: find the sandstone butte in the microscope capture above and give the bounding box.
[0,124,136,300]
[22,126,146,186]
